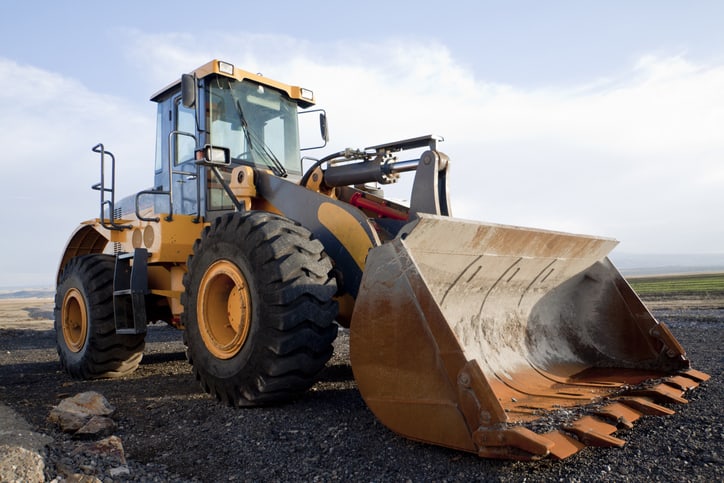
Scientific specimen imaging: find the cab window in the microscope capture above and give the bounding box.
[175,99,196,165]
[154,105,164,172]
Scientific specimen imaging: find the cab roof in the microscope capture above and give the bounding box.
[150,59,316,108]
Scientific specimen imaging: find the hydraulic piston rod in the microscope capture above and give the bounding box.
[323,158,421,188]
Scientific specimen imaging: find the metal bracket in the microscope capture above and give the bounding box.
[409,150,451,218]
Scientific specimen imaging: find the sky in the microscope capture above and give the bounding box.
[1,1,723,288]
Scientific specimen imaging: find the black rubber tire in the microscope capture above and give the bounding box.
[182,211,339,406]
[54,254,145,379]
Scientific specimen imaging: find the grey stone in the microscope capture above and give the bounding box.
[0,444,45,483]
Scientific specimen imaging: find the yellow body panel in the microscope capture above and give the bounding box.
[107,215,204,264]
[58,214,205,322]
[317,202,374,270]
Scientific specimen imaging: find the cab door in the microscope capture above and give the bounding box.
[170,96,201,216]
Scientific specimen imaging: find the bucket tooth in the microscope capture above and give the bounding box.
[473,427,553,460]
[628,383,689,405]
[593,401,643,429]
[563,416,625,448]
[665,374,700,391]
[542,430,587,460]
[619,396,676,416]
[682,368,710,382]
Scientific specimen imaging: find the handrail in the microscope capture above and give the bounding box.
[91,143,131,230]
[135,189,168,222]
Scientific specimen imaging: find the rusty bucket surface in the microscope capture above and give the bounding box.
[350,214,709,460]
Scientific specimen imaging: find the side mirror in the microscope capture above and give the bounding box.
[181,74,196,108]
[319,112,329,143]
[299,108,329,151]
[197,145,231,166]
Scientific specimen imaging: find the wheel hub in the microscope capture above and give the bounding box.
[62,288,88,353]
[197,260,252,359]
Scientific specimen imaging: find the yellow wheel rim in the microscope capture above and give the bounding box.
[62,288,88,353]
[197,260,253,360]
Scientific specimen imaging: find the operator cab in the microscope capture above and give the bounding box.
[149,60,319,219]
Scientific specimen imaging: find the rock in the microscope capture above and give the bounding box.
[44,394,128,480]
[109,465,130,477]
[73,436,127,466]
[48,391,115,436]
[0,444,45,483]
[0,403,52,482]
[52,391,115,418]
[51,436,130,482]
[74,416,117,439]
[48,409,88,433]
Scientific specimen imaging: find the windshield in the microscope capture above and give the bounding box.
[208,76,301,175]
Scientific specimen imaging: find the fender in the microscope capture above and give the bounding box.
[57,222,110,283]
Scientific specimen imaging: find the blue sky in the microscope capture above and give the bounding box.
[1,1,723,287]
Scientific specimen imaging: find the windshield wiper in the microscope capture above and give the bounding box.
[231,97,287,178]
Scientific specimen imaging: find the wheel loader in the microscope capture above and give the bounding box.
[55,59,709,460]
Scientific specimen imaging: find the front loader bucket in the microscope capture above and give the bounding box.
[350,214,709,460]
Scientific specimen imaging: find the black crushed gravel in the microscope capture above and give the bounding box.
[0,303,721,482]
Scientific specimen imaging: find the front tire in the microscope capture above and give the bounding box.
[54,254,145,378]
[182,212,338,406]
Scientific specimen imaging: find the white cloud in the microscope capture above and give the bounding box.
[0,58,154,287]
[3,33,723,286]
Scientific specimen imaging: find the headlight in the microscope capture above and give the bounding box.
[217,61,234,75]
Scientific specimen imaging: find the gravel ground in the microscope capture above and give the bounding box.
[0,299,721,482]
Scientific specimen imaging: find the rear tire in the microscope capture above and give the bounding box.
[54,254,145,378]
[182,212,338,406]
